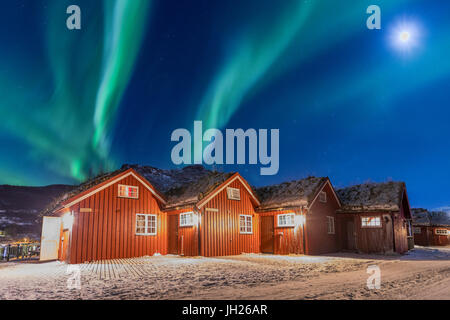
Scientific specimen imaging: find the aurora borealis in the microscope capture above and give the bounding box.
[1,0,450,209]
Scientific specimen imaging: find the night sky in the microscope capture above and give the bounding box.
[0,0,449,210]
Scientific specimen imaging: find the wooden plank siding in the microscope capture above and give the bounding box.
[258,209,305,255]
[67,174,167,264]
[414,226,450,246]
[199,179,260,257]
[166,208,199,256]
[305,182,340,255]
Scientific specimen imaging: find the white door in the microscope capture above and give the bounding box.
[40,216,62,261]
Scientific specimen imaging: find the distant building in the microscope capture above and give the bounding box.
[337,182,413,254]
[412,208,450,246]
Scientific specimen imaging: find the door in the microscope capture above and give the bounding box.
[168,215,178,254]
[59,229,70,262]
[383,214,394,253]
[346,220,356,250]
[261,216,274,253]
[40,216,62,261]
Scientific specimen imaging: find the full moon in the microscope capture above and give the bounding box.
[399,31,410,43]
[389,18,423,54]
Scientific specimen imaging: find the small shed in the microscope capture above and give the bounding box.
[337,181,413,254]
[412,208,450,246]
[255,177,341,255]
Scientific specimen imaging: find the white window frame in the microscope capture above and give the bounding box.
[239,215,253,234]
[327,216,335,234]
[361,216,382,228]
[227,187,241,201]
[118,184,139,199]
[435,229,449,236]
[319,191,327,203]
[277,213,295,227]
[413,227,422,234]
[135,214,157,236]
[179,212,194,227]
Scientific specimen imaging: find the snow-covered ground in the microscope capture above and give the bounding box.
[0,247,449,300]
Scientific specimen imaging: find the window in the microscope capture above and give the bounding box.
[319,191,327,203]
[239,215,252,234]
[135,214,157,235]
[180,212,194,227]
[278,213,295,227]
[118,184,139,199]
[435,229,449,236]
[361,216,382,228]
[327,216,335,234]
[227,187,241,201]
[413,227,422,234]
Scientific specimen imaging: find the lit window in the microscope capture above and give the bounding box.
[239,215,252,234]
[118,184,139,199]
[135,214,157,235]
[413,227,422,234]
[180,212,194,227]
[435,229,449,236]
[278,213,295,227]
[319,191,327,203]
[361,216,381,228]
[327,216,335,234]
[227,187,241,200]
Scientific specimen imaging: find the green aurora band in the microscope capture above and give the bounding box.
[0,0,150,184]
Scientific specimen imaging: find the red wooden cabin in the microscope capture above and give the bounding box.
[41,165,261,263]
[256,177,341,255]
[336,182,413,254]
[413,225,450,246]
[412,209,450,246]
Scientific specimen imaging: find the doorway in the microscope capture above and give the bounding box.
[343,219,356,251]
[40,216,62,261]
[261,216,274,253]
[59,229,70,262]
[168,215,178,254]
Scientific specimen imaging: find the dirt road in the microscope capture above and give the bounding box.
[0,246,448,300]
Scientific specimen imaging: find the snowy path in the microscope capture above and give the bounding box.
[0,247,449,300]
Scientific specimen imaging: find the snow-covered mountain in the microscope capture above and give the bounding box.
[0,184,75,240]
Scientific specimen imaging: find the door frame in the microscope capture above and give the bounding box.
[168,214,178,254]
[261,216,275,253]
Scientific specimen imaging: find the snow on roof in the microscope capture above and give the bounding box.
[411,208,450,227]
[42,165,235,215]
[337,181,405,212]
[125,164,234,208]
[255,177,327,210]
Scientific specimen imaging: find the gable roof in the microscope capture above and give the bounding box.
[124,164,238,208]
[337,181,406,213]
[41,168,166,216]
[42,165,258,215]
[412,208,450,227]
[196,172,261,209]
[255,176,328,210]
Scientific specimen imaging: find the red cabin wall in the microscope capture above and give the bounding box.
[199,179,260,257]
[415,226,450,246]
[258,209,305,255]
[166,208,199,256]
[305,183,340,255]
[337,212,409,254]
[429,227,450,246]
[413,226,430,246]
[67,174,167,264]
